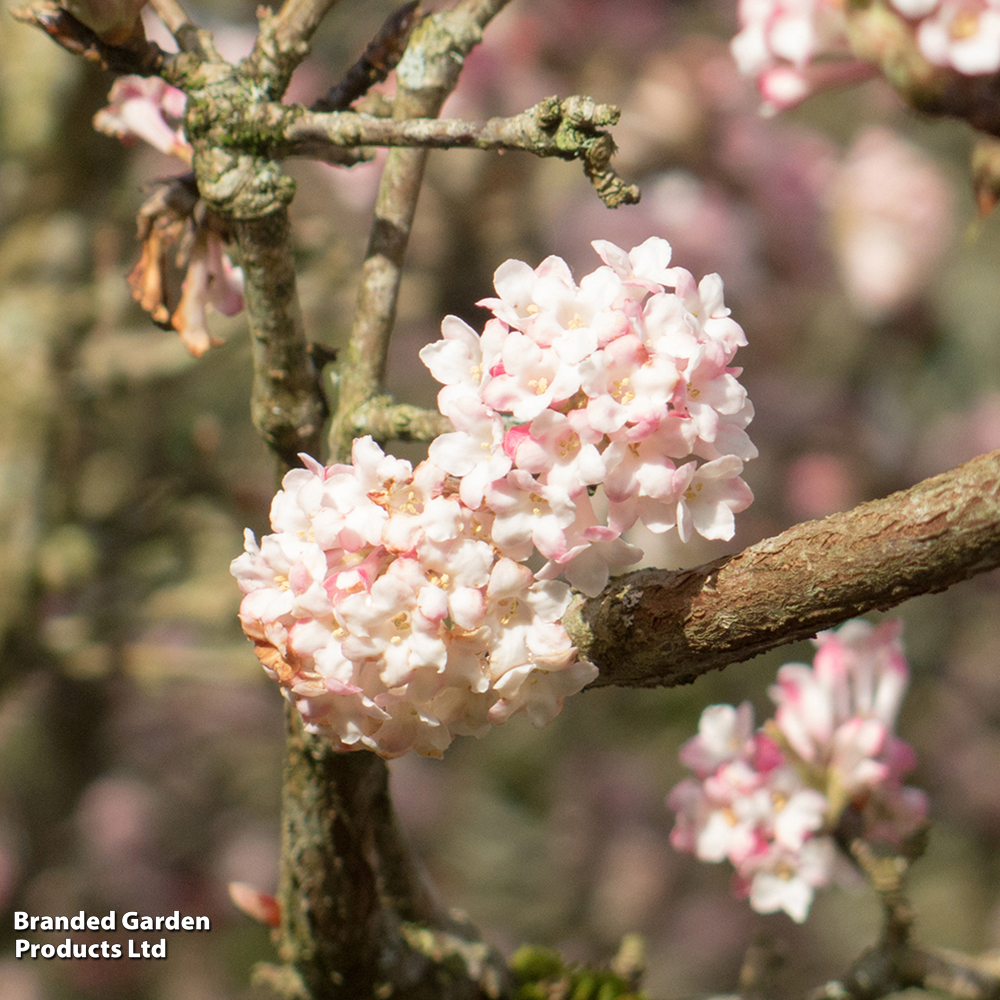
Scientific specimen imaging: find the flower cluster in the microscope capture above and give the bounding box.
[828,128,953,322]
[732,0,1000,114]
[231,439,596,758]
[668,619,928,922]
[233,239,755,757]
[421,237,755,598]
[94,76,244,356]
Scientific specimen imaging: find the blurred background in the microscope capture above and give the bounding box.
[3,0,1000,996]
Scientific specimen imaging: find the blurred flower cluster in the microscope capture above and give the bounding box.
[669,619,928,922]
[732,0,1000,113]
[232,239,755,757]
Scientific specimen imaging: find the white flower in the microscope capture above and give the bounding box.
[918,0,1000,74]
[674,456,754,543]
[745,837,836,922]
[679,702,757,777]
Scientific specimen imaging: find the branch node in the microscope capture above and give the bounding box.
[194,148,297,219]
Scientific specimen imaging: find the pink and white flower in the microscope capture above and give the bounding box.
[424,238,756,592]
[232,438,597,758]
[731,0,1000,118]
[236,239,756,756]
[668,619,928,922]
[96,77,245,355]
[918,0,1000,75]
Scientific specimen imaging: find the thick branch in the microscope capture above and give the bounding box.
[280,6,516,999]
[569,450,1000,689]
[231,209,327,465]
[264,708,508,1000]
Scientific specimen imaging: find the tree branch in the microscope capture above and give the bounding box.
[327,0,511,461]
[11,1,167,73]
[350,398,453,443]
[249,0,346,98]
[262,708,509,1000]
[844,1,1000,140]
[231,209,327,466]
[312,1,422,112]
[279,97,641,207]
[147,0,218,57]
[808,833,1000,1000]
[569,449,1000,689]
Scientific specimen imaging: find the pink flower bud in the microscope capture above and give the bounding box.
[228,882,281,928]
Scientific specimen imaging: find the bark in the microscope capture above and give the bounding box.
[232,209,327,466]
[257,707,509,1000]
[569,449,1000,688]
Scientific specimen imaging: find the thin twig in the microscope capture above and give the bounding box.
[312,1,422,112]
[287,105,614,150]
[147,0,216,56]
[568,449,1000,689]
[269,0,342,51]
[278,98,640,207]
[326,0,512,461]
[812,942,1000,999]
[325,97,441,462]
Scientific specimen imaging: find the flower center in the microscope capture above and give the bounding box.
[951,9,981,39]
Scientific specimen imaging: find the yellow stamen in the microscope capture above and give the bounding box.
[951,9,981,39]
[558,435,579,457]
[612,378,635,405]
